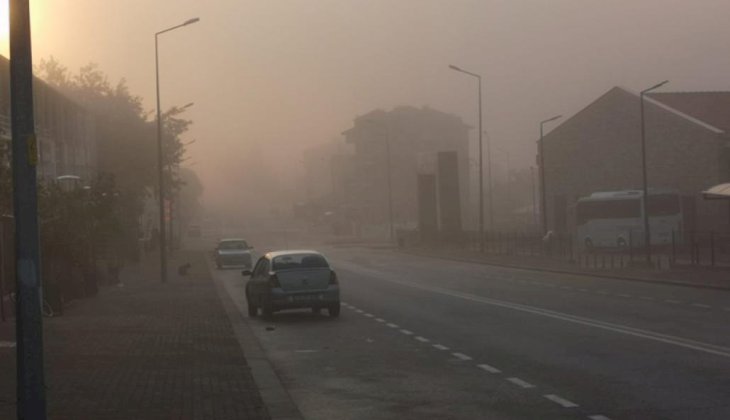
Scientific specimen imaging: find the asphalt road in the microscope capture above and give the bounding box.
[210,238,730,420]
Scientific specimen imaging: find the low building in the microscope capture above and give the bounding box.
[0,55,96,183]
[540,87,730,234]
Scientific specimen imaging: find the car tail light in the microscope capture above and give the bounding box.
[268,274,281,288]
[329,271,339,285]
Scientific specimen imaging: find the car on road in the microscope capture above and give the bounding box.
[214,238,254,269]
[243,250,340,319]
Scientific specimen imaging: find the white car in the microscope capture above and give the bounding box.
[214,238,253,269]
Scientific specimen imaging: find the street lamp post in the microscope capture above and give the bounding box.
[449,64,490,251]
[155,17,199,283]
[9,1,47,417]
[538,115,562,235]
[640,80,669,264]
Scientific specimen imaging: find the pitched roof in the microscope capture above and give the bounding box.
[647,91,730,133]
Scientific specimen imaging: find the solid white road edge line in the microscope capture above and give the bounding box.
[336,263,730,359]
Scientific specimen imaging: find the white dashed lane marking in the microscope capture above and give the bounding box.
[345,300,638,417]
[544,394,579,408]
[477,363,501,374]
[506,377,535,389]
[692,303,711,309]
[451,352,472,361]
[664,299,681,304]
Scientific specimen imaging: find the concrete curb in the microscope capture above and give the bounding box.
[208,258,303,420]
[399,249,730,292]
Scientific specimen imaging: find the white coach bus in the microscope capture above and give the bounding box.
[575,189,682,249]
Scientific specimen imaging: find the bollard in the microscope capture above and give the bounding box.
[710,231,715,267]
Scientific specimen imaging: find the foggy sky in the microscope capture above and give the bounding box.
[6,0,730,213]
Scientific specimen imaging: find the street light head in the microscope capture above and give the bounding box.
[448,64,462,72]
[184,17,200,25]
[541,114,563,125]
[642,80,670,94]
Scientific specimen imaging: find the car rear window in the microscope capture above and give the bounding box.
[219,240,248,250]
[272,254,329,270]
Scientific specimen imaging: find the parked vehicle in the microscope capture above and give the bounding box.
[576,189,682,249]
[214,238,253,269]
[243,250,340,319]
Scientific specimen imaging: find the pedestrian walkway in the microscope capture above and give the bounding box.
[0,250,270,419]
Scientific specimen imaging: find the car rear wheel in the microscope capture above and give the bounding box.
[262,302,274,319]
[328,303,340,318]
[311,307,321,315]
[247,301,258,317]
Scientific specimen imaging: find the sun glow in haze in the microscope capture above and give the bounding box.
[0,0,8,55]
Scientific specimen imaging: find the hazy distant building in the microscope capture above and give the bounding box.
[341,106,470,234]
[540,86,730,233]
[0,55,96,183]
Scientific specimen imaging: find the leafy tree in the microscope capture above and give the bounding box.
[36,57,196,256]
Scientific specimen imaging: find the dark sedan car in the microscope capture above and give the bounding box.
[243,250,340,319]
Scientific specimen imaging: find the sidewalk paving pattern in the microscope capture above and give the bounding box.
[0,250,270,420]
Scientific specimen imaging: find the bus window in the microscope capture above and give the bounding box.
[647,194,680,217]
[576,199,641,225]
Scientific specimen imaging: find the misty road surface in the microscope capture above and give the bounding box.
[214,245,730,420]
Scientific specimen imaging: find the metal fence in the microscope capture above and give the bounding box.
[403,229,730,271]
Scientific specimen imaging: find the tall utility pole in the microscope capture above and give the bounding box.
[538,115,562,235]
[483,130,494,230]
[155,17,199,283]
[640,80,669,264]
[530,166,537,226]
[449,64,486,250]
[384,125,394,241]
[9,1,47,418]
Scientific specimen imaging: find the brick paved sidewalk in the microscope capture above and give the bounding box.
[0,250,270,419]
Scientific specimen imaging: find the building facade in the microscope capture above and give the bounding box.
[540,87,730,234]
[341,106,471,234]
[0,55,96,183]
